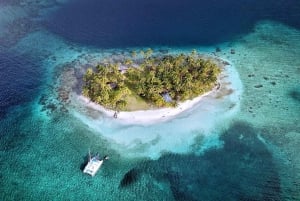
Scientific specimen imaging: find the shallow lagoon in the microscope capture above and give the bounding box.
[0,1,300,200]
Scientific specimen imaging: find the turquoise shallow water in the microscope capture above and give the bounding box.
[1,1,300,200]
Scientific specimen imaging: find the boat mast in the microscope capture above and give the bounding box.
[88,149,91,161]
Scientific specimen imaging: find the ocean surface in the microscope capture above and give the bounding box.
[1,0,300,200]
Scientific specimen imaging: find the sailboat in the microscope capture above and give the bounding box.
[83,150,109,177]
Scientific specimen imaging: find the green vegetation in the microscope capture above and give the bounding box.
[83,49,221,111]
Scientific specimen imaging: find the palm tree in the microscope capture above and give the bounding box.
[145,48,153,59]
[125,59,133,66]
[115,100,127,111]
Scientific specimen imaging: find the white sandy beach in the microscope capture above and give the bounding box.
[75,59,240,125]
[78,90,213,125]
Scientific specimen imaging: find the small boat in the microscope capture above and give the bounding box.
[83,151,109,177]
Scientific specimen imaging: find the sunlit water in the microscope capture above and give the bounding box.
[0,0,300,200]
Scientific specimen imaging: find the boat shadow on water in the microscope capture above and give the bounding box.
[80,154,90,171]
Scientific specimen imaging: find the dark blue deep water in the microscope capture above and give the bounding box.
[45,0,300,48]
[0,52,43,118]
[1,0,300,200]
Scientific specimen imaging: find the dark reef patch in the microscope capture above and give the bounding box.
[254,84,263,88]
[289,89,300,102]
[127,122,281,201]
[120,168,141,188]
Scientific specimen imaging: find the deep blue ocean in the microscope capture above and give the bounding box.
[46,0,300,47]
[1,0,300,200]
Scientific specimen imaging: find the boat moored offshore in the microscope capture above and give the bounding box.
[83,151,109,177]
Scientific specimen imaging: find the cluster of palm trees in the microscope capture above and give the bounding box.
[83,49,221,110]
[83,63,130,111]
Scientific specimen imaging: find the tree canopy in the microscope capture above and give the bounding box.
[83,50,221,110]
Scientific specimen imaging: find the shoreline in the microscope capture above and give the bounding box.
[75,58,237,125]
[78,89,214,125]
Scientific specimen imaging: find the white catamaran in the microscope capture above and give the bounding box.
[83,151,109,177]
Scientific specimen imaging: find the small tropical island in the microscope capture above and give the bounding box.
[82,49,221,117]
